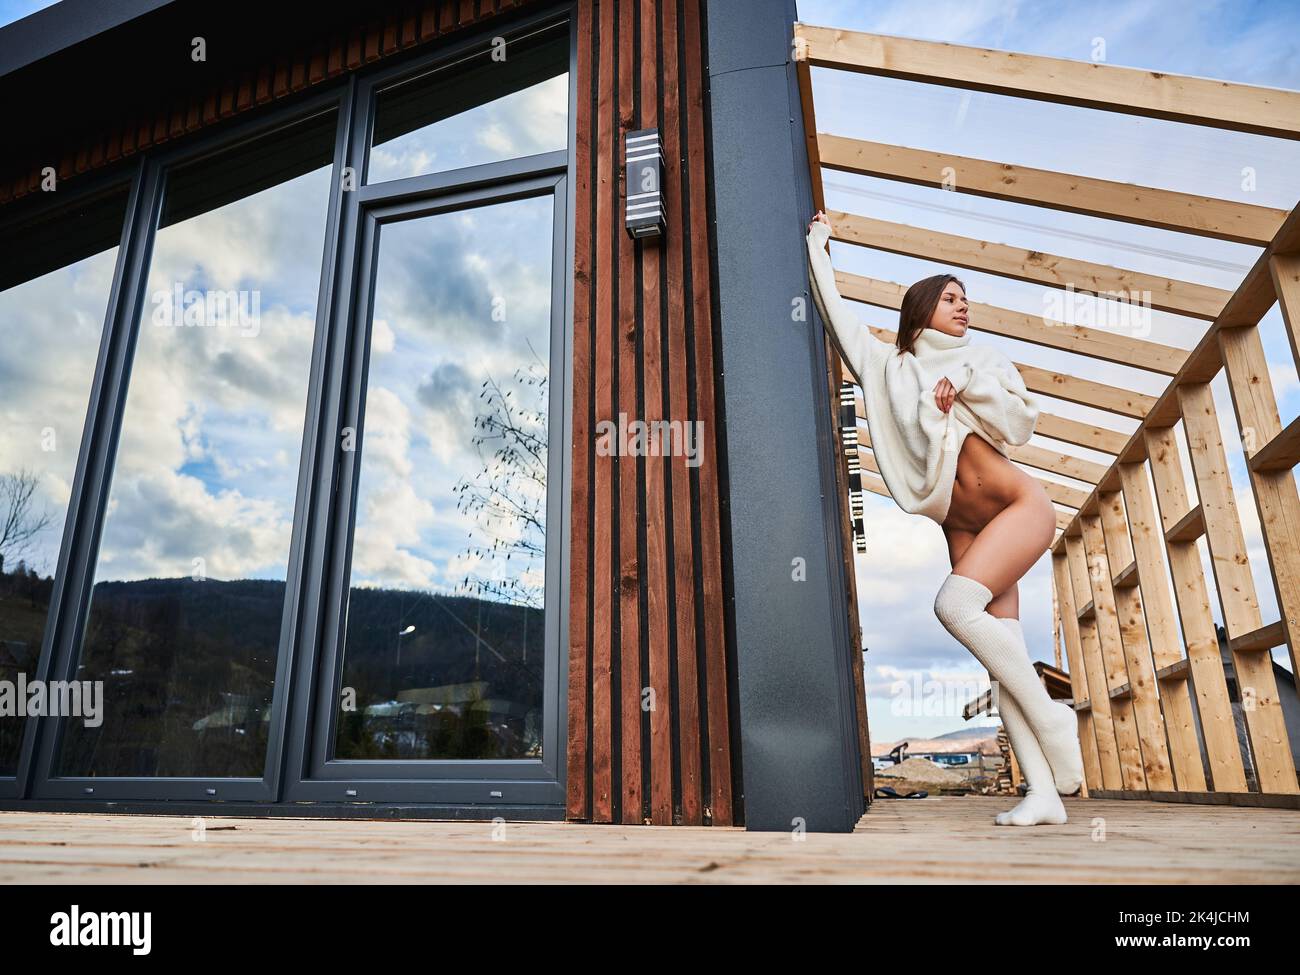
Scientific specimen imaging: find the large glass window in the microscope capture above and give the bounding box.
[335,194,554,761]
[366,22,568,184]
[55,112,337,778]
[0,189,128,777]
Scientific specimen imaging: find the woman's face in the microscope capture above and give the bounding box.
[928,282,969,337]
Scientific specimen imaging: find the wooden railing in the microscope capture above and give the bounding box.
[795,22,1300,804]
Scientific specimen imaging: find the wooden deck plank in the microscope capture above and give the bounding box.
[3,802,1298,883]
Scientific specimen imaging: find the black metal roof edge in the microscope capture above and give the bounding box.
[0,0,178,79]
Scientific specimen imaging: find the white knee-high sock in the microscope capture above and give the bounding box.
[934,573,1083,797]
[993,618,1066,826]
[997,617,1080,797]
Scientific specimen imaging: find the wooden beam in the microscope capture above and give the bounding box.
[1034,412,1128,455]
[1066,535,1123,789]
[1040,478,1089,510]
[1052,551,1103,792]
[1219,321,1300,698]
[1268,250,1300,372]
[794,23,1300,139]
[818,135,1288,246]
[1165,504,1205,544]
[1249,415,1300,473]
[865,469,1063,535]
[1097,492,1175,790]
[837,270,1188,375]
[1009,443,1106,484]
[1118,461,1206,791]
[862,323,1154,419]
[854,400,1122,468]
[1179,382,1298,794]
[1047,203,1300,537]
[1230,621,1286,654]
[1015,363,1155,419]
[1144,426,1249,792]
[830,210,1232,320]
[856,446,1084,513]
[1081,514,1149,790]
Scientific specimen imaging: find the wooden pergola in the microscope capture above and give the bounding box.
[795,23,1300,804]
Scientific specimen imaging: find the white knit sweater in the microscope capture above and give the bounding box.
[806,220,1039,524]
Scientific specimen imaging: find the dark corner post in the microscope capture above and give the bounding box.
[704,0,865,831]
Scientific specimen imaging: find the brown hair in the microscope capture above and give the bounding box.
[895,273,966,355]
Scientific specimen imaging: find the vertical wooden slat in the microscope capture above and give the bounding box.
[565,0,595,824]
[1118,461,1207,791]
[1221,301,1300,689]
[254,63,272,104]
[272,58,291,97]
[1269,252,1300,371]
[683,0,734,827]
[613,0,644,826]
[591,0,617,823]
[1144,425,1249,791]
[1067,534,1124,788]
[1098,490,1175,790]
[1052,580,1062,671]
[1081,514,1147,790]
[419,4,440,41]
[616,0,642,826]
[638,0,673,826]
[1178,382,1297,793]
[660,0,703,825]
[380,13,399,55]
[1052,552,1100,793]
[289,52,308,92]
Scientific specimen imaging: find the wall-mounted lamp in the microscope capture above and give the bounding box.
[625,127,665,239]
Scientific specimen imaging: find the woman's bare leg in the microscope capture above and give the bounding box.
[944,526,1019,618]
[937,499,1083,803]
[944,528,1065,823]
[949,487,1054,597]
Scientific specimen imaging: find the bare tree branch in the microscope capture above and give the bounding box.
[0,468,53,573]
[452,362,548,609]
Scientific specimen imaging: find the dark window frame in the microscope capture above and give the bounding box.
[4,0,576,814]
[0,169,137,801]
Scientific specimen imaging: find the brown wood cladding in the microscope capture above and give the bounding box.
[0,0,537,204]
[3,0,737,827]
[568,0,735,825]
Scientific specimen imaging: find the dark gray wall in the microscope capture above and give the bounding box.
[705,0,866,832]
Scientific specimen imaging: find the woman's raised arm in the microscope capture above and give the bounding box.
[806,211,885,390]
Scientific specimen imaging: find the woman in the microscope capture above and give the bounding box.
[807,210,1084,827]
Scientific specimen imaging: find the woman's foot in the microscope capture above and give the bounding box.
[995,788,1068,826]
[1038,701,1085,796]
[990,618,1084,796]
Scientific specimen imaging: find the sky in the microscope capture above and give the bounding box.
[797,0,1300,746]
[0,0,53,26]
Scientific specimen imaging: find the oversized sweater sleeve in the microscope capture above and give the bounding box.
[951,351,1039,446]
[806,219,888,390]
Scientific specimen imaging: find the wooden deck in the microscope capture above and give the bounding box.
[2,795,1298,883]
